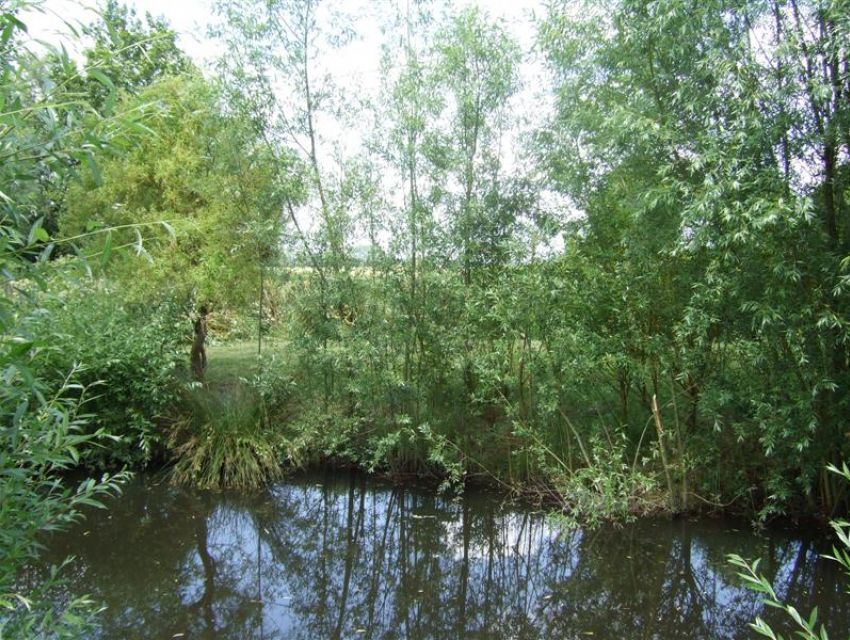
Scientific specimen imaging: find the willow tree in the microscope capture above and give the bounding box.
[213,0,352,272]
[431,6,521,285]
[539,0,850,514]
[369,0,444,403]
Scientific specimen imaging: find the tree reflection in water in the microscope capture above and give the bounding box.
[36,472,850,639]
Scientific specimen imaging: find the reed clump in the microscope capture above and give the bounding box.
[169,386,283,490]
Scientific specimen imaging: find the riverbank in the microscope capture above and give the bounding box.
[158,341,772,525]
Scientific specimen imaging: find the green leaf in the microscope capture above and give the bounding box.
[100,230,113,268]
[160,220,176,240]
[27,218,47,245]
[87,68,115,91]
[34,227,49,243]
[85,151,102,186]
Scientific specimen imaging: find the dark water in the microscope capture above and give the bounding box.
[34,471,850,639]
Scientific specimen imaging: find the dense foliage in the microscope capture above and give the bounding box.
[29,274,187,467]
[0,5,136,635]
[199,0,849,520]
[537,0,850,516]
[2,0,850,632]
[22,0,844,519]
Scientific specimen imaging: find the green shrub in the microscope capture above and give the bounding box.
[169,386,283,490]
[1,269,127,636]
[30,275,186,468]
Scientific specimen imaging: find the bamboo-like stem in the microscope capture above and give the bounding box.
[652,394,677,512]
[668,376,688,511]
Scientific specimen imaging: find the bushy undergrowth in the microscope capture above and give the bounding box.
[29,273,186,468]
[2,259,130,635]
[251,260,848,520]
[546,441,662,525]
[0,365,127,636]
[254,269,671,516]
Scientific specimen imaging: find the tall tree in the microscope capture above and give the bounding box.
[372,0,443,389]
[83,0,192,110]
[213,0,352,271]
[61,74,302,312]
[539,0,850,513]
[431,7,521,284]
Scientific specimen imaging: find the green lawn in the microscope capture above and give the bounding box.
[205,340,287,386]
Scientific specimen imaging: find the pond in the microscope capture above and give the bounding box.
[35,471,850,639]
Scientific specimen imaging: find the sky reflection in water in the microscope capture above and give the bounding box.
[38,472,850,639]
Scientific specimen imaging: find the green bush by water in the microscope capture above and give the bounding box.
[29,274,186,468]
[169,380,286,490]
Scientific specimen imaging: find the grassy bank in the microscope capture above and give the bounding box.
[167,340,667,524]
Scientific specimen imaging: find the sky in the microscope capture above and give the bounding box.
[24,0,567,248]
[27,0,547,72]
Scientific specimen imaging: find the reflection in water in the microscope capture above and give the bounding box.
[34,472,850,639]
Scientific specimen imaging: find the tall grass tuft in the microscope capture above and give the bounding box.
[169,386,282,490]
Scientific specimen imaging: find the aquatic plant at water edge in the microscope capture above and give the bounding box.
[729,463,850,639]
[169,387,283,490]
[527,425,661,525]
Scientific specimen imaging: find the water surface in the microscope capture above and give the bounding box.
[37,471,850,639]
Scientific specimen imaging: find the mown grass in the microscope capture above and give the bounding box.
[205,341,264,386]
